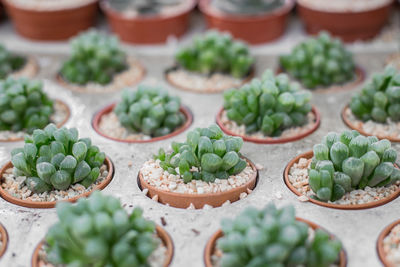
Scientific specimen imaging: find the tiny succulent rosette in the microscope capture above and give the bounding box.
[216,204,342,267]
[61,30,127,86]
[212,0,285,15]
[11,123,106,193]
[223,69,312,137]
[107,0,184,14]
[0,44,25,79]
[114,85,186,137]
[44,191,159,266]
[309,130,400,202]
[280,32,355,89]
[176,30,254,79]
[0,77,54,133]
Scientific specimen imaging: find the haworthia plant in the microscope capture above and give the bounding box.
[0,44,26,79]
[0,77,54,133]
[45,191,159,266]
[212,0,285,15]
[11,123,106,193]
[223,69,312,136]
[114,85,185,137]
[309,130,400,202]
[176,30,254,78]
[61,30,127,86]
[280,32,355,89]
[217,204,342,267]
[107,0,183,14]
[350,66,400,123]
[153,124,247,183]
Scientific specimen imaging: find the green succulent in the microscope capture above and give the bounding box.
[153,124,247,183]
[217,204,342,267]
[45,191,159,266]
[0,77,54,133]
[223,69,312,137]
[176,30,254,79]
[280,32,355,89]
[213,0,285,15]
[309,130,400,202]
[11,123,106,193]
[350,66,400,123]
[0,44,26,79]
[108,0,183,14]
[61,30,127,86]
[114,85,185,137]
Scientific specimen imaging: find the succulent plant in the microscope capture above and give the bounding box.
[45,191,159,266]
[61,30,127,86]
[223,69,312,136]
[107,0,183,14]
[0,77,54,133]
[11,123,106,193]
[212,0,285,15]
[114,85,185,137]
[309,130,400,202]
[350,66,400,123]
[217,204,342,267]
[280,32,355,89]
[154,124,247,183]
[176,30,254,79]
[0,44,26,79]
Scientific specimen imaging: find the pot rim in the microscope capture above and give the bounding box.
[377,218,400,267]
[297,0,393,15]
[3,0,98,13]
[10,55,39,79]
[0,223,8,258]
[0,156,114,209]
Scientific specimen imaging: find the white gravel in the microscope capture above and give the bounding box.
[298,0,392,12]
[6,0,97,11]
[383,223,400,266]
[9,56,37,79]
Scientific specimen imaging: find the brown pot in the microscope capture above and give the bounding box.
[377,218,400,267]
[204,217,347,267]
[297,1,393,42]
[199,0,295,44]
[92,103,193,143]
[100,0,197,44]
[284,151,400,210]
[0,223,8,258]
[31,225,174,267]
[216,106,321,144]
[138,157,258,209]
[3,0,98,41]
[0,157,114,209]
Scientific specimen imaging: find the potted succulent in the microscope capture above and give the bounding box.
[377,218,400,267]
[0,223,8,258]
[100,0,197,44]
[279,32,365,91]
[216,69,321,144]
[297,0,393,42]
[32,191,174,267]
[3,0,98,41]
[0,44,38,79]
[166,30,255,93]
[93,84,193,143]
[284,130,400,209]
[342,66,400,142]
[204,204,346,267]
[0,123,114,208]
[138,124,258,209]
[0,77,70,142]
[199,0,295,44]
[57,30,145,93]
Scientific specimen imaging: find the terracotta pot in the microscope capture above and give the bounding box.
[199,0,295,44]
[284,151,400,210]
[100,0,197,44]
[3,0,98,41]
[31,225,174,267]
[297,1,393,42]
[0,157,114,209]
[216,106,320,144]
[204,217,347,267]
[377,218,400,267]
[0,223,8,258]
[0,99,71,142]
[138,157,258,209]
[92,103,193,143]
[10,56,39,80]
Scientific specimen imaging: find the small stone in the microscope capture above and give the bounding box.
[187,203,195,210]
[275,191,283,199]
[151,195,159,202]
[142,188,149,196]
[255,163,264,170]
[298,195,309,202]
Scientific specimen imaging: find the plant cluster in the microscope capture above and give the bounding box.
[223,69,312,136]
[45,191,159,266]
[350,66,400,123]
[108,0,183,14]
[114,85,185,137]
[61,30,127,86]
[0,44,26,79]
[217,204,342,267]
[213,0,285,15]
[176,30,254,78]
[280,32,355,89]
[154,124,247,183]
[310,130,400,202]
[11,123,106,193]
[0,77,54,133]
